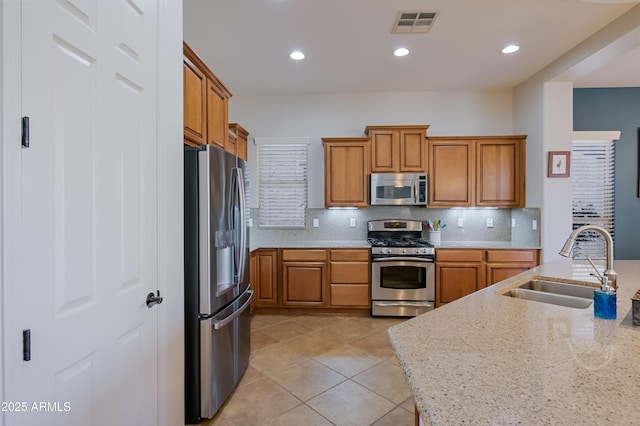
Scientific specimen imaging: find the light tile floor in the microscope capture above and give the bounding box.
[197,314,414,426]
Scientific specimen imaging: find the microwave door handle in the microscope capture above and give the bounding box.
[414,181,418,204]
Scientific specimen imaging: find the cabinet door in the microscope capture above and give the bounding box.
[323,138,369,208]
[329,261,369,307]
[282,262,326,306]
[370,129,399,172]
[486,264,533,286]
[436,262,484,306]
[206,79,228,149]
[229,123,249,161]
[399,128,426,172]
[429,139,474,207]
[255,250,278,306]
[476,139,525,207]
[183,58,207,146]
[485,249,539,286]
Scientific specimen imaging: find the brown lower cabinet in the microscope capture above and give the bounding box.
[436,249,485,306]
[282,249,327,307]
[251,249,278,307]
[435,248,539,307]
[251,247,371,312]
[251,247,537,311]
[329,249,370,307]
[485,249,539,285]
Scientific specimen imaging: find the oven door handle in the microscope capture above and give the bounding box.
[373,301,434,308]
[372,257,434,263]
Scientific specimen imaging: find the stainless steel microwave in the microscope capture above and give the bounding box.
[370,173,428,206]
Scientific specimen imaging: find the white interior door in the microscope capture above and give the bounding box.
[9,1,160,424]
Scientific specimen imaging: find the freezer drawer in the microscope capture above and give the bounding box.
[199,288,253,420]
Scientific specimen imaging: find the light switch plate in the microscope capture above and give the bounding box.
[532,219,538,230]
[512,218,516,228]
[313,218,319,228]
[457,218,464,227]
[350,218,356,228]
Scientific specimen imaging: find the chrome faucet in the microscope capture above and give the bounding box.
[559,225,617,292]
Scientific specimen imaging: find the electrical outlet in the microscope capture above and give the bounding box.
[487,218,494,228]
[312,218,319,228]
[532,219,537,230]
[457,218,464,227]
[512,218,516,228]
[350,218,356,228]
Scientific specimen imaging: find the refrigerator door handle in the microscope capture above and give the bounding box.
[211,289,253,330]
[232,167,247,285]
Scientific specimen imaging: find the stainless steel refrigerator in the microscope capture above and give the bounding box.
[184,144,252,423]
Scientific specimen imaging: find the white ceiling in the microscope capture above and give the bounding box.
[183,0,640,96]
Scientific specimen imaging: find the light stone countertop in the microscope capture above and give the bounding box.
[388,260,640,426]
[250,240,371,250]
[435,240,541,249]
[250,240,540,250]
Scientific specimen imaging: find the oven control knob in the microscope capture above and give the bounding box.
[402,249,406,254]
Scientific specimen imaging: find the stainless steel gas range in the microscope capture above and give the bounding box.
[368,219,435,317]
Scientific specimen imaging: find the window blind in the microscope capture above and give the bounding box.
[571,139,615,259]
[257,141,308,228]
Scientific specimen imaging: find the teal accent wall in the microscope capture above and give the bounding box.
[574,88,640,260]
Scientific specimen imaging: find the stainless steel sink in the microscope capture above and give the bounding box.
[503,279,595,309]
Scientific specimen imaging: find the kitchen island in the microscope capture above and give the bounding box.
[388,260,640,425]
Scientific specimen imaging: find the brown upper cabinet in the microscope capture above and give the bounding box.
[322,137,370,208]
[475,138,526,207]
[365,125,429,173]
[428,136,526,208]
[428,138,475,207]
[183,54,207,145]
[228,123,249,161]
[183,42,232,150]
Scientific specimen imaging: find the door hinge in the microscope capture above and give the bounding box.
[23,329,31,361]
[21,116,30,148]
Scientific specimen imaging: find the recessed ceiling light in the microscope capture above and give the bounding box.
[289,51,305,60]
[501,44,520,54]
[394,47,410,57]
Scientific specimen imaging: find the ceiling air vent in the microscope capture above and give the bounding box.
[392,11,439,34]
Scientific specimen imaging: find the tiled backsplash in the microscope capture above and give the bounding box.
[250,207,540,247]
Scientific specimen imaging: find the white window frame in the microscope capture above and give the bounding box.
[255,137,310,228]
[571,131,620,259]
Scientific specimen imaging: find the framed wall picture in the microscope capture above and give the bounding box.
[547,151,571,178]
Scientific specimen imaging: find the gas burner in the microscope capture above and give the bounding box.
[368,237,433,248]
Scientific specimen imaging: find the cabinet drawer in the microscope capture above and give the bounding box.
[330,249,370,262]
[330,284,369,307]
[486,250,537,263]
[330,262,369,283]
[282,249,327,262]
[436,249,483,262]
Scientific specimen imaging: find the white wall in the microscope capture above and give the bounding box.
[513,5,640,262]
[541,82,574,262]
[229,90,514,208]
